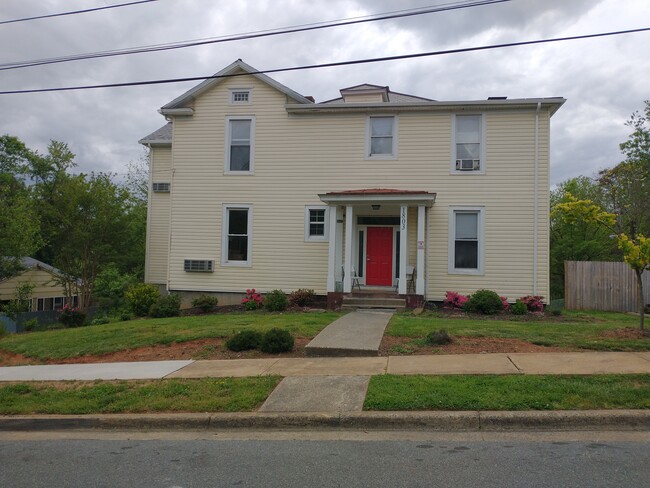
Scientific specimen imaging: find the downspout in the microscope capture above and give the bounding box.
[533,102,541,295]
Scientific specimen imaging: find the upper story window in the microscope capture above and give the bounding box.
[448,206,484,275]
[222,204,253,266]
[304,206,328,242]
[453,114,484,173]
[366,116,398,159]
[229,89,251,104]
[225,116,255,173]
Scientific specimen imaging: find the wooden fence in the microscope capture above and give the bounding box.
[565,261,650,312]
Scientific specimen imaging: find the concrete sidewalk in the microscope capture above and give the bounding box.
[1,352,649,382]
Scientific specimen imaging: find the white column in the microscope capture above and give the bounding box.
[416,205,425,295]
[398,205,408,295]
[335,207,343,282]
[326,205,337,293]
[343,205,354,293]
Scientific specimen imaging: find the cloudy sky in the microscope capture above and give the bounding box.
[0,0,648,184]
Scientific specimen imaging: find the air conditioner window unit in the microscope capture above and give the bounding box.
[152,182,171,192]
[456,159,480,171]
[184,260,214,272]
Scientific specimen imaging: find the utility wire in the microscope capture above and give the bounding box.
[1,26,648,95]
[0,0,159,25]
[0,0,509,71]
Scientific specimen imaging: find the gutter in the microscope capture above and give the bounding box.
[533,102,541,296]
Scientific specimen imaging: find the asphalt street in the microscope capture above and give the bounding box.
[1,432,648,487]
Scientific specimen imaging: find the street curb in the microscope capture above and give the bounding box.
[1,410,649,432]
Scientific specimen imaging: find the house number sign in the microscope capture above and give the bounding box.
[400,207,407,231]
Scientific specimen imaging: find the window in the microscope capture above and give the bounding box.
[453,114,484,172]
[229,89,251,104]
[366,116,397,159]
[225,116,255,173]
[449,206,484,274]
[305,206,328,241]
[222,205,252,266]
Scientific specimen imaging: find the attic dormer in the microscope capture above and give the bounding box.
[340,84,389,103]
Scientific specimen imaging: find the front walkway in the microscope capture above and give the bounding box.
[1,352,649,382]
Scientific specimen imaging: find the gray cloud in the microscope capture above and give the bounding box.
[0,0,648,183]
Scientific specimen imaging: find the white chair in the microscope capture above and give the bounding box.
[341,265,361,290]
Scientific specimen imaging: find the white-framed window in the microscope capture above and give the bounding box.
[222,204,253,266]
[304,206,329,242]
[229,88,252,104]
[451,114,485,173]
[225,116,255,174]
[366,115,398,159]
[448,206,484,275]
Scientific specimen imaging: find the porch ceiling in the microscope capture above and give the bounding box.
[318,188,436,206]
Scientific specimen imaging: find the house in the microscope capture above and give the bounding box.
[0,257,79,311]
[139,60,564,308]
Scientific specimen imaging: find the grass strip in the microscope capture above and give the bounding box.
[387,310,650,351]
[0,377,281,415]
[364,374,650,411]
[0,311,341,360]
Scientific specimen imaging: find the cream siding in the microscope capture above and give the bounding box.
[0,269,69,306]
[145,146,172,285]
[154,73,552,301]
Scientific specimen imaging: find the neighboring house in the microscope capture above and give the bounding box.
[0,257,79,311]
[139,59,564,308]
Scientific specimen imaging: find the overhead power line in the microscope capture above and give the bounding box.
[0,0,159,25]
[0,0,510,71]
[1,26,648,96]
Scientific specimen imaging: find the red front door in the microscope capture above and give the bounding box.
[366,227,393,286]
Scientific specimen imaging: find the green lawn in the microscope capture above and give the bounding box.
[365,374,650,411]
[0,377,281,415]
[387,310,650,351]
[0,311,342,360]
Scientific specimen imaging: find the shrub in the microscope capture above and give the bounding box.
[288,288,315,307]
[443,291,469,309]
[93,265,138,312]
[226,330,263,352]
[22,318,39,332]
[149,294,181,318]
[511,300,528,315]
[260,328,294,353]
[118,310,132,321]
[191,294,219,313]
[463,289,504,315]
[90,316,110,325]
[242,289,263,311]
[125,283,160,317]
[264,289,289,312]
[500,296,510,312]
[58,305,86,327]
[425,329,453,345]
[518,295,545,312]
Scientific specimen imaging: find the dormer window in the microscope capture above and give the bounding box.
[230,89,251,104]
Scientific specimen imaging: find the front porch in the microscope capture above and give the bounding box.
[318,189,436,309]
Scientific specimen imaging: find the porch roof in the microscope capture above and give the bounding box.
[318,188,436,206]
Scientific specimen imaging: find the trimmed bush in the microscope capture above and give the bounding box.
[149,294,181,318]
[242,289,263,311]
[90,316,110,325]
[288,288,315,307]
[425,329,453,345]
[125,283,160,317]
[511,300,528,315]
[519,295,545,312]
[22,319,39,332]
[264,289,289,312]
[58,305,86,328]
[443,291,469,309]
[260,328,294,353]
[463,289,504,315]
[226,330,263,352]
[191,294,219,313]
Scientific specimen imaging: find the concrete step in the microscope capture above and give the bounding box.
[349,291,400,298]
[342,297,406,308]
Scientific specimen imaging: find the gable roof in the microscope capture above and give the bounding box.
[322,84,434,104]
[0,257,79,284]
[139,122,172,145]
[161,59,313,111]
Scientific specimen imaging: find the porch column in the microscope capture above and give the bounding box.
[326,205,338,292]
[398,205,408,295]
[343,205,354,293]
[335,207,343,282]
[416,205,426,295]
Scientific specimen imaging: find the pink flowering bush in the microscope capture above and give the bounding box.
[518,295,544,312]
[242,289,264,311]
[500,296,510,312]
[57,304,86,327]
[443,291,469,310]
